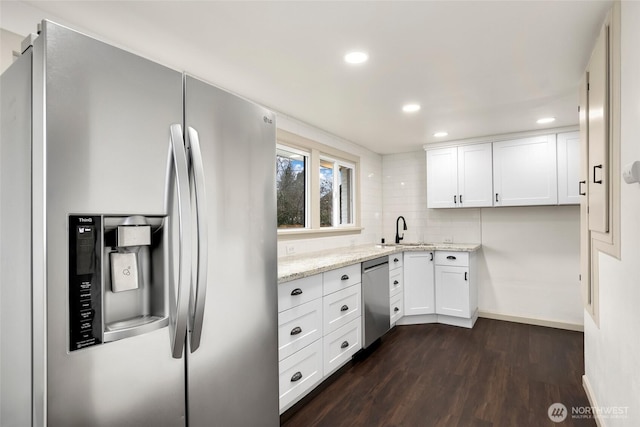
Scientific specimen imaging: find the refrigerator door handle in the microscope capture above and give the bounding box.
[187,126,208,352]
[168,124,192,358]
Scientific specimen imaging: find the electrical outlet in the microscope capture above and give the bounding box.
[443,236,453,243]
[285,244,296,255]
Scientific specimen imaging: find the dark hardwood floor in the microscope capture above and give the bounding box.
[281,318,594,427]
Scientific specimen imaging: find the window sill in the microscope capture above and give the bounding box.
[278,227,363,240]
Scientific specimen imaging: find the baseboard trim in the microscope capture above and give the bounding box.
[582,375,604,427]
[478,311,584,332]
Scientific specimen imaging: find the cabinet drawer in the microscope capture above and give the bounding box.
[389,268,403,297]
[323,317,361,376]
[323,264,361,295]
[279,340,323,412]
[389,253,403,270]
[323,284,361,335]
[390,292,404,324]
[278,298,323,361]
[435,251,469,267]
[278,274,323,313]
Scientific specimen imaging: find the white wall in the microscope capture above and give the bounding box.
[0,29,22,74]
[584,2,640,424]
[277,114,383,257]
[383,151,582,327]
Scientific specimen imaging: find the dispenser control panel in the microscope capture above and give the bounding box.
[69,215,103,351]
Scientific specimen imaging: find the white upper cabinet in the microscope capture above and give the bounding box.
[426,147,458,208]
[457,143,494,207]
[557,131,581,205]
[426,143,493,209]
[493,135,558,206]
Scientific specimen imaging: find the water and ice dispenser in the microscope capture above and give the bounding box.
[69,214,169,351]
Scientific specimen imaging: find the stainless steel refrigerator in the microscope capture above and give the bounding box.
[0,20,279,427]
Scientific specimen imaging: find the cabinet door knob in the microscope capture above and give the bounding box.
[394,258,399,263]
[393,280,399,285]
[290,326,302,336]
[394,307,400,312]
[290,288,303,296]
[341,274,349,281]
[340,304,349,312]
[341,341,349,349]
[446,255,457,260]
[291,371,303,382]
[579,180,586,196]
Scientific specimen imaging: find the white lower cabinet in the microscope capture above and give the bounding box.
[401,250,478,328]
[278,340,323,411]
[403,251,435,315]
[323,317,361,376]
[389,253,404,328]
[278,264,363,414]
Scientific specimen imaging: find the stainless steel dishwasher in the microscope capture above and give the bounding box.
[362,256,390,348]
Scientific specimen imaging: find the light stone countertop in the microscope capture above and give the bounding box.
[278,243,481,283]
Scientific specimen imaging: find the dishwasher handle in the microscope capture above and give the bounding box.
[363,261,389,273]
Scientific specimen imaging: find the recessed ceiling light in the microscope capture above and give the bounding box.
[536,117,556,124]
[344,51,368,64]
[402,104,421,113]
[433,131,448,137]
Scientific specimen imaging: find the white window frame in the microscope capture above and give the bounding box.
[277,129,362,239]
[319,155,356,228]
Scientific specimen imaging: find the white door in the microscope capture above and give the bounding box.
[493,135,558,206]
[557,131,581,205]
[403,252,435,315]
[457,143,493,207]
[435,266,470,318]
[426,147,458,208]
[587,23,610,233]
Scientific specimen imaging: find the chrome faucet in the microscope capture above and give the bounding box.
[395,216,407,244]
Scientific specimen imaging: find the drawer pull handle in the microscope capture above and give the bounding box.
[465,272,468,281]
[341,274,349,281]
[290,288,303,296]
[394,258,399,263]
[341,341,349,349]
[446,255,457,260]
[430,252,434,261]
[290,326,302,336]
[290,371,303,382]
[340,305,349,312]
[393,280,399,285]
[579,180,586,196]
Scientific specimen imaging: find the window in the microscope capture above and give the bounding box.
[277,129,360,236]
[276,145,309,229]
[320,157,355,227]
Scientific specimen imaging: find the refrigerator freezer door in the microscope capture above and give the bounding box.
[184,75,279,426]
[40,22,186,426]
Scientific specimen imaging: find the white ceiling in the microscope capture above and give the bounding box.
[1,0,612,154]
